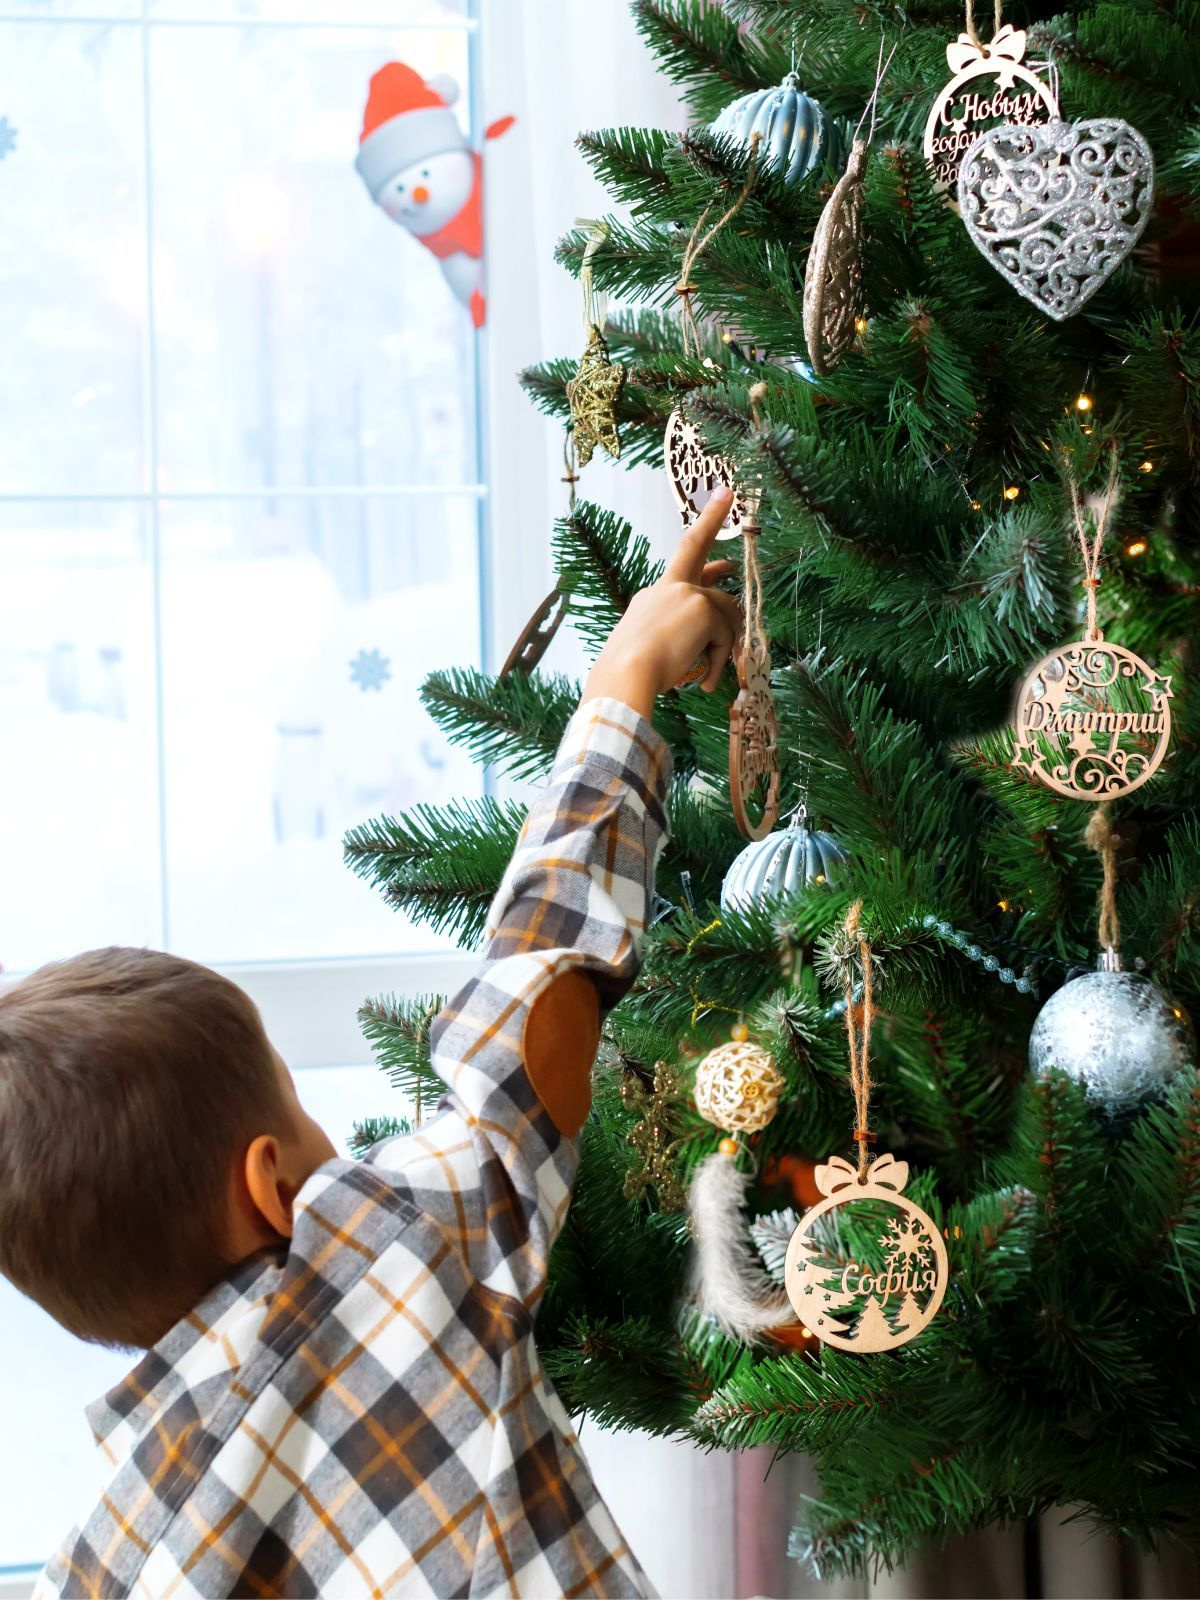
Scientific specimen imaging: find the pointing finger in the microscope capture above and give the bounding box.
[664,487,735,583]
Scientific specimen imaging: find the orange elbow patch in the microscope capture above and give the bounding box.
[521,969,600,1136]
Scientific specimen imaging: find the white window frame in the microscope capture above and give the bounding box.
[0,0,556,1066]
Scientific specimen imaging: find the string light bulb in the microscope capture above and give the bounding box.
[854,316,868,333]
[1139,459,1154,473]
[1126,539,1148,557]
[1003,485,1021,501]
[1075,392,1093,412]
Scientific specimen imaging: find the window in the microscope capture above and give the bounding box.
[0,0,485,980]
[0,0,499,1576]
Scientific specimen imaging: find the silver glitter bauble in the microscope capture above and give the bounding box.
[721,810,846,913]
[957,118,1155,322]
[710,73,842,189]
[1029,957,1195,1113]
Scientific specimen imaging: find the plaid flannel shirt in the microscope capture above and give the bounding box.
[36,696,672,1600]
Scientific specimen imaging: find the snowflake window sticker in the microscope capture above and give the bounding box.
[348,648,391,692]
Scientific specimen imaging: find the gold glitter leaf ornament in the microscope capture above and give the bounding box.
[566,322,626,468]
[804,138,868,376]
[621,1061,686,1209]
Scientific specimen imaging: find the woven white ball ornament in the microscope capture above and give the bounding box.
[694,1026,784,1135]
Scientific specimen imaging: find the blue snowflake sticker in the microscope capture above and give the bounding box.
[0,119,17,161]
[349,647,391,692]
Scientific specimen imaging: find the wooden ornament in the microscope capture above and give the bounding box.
[694,1034,784,1135]
[922,24,1059,201]
[783,1152,948,1352]
[664,409,751,541]
[730,637,781,841]
[803,139,867,376]
[1011,633,1172,799]
[499,588,568,679]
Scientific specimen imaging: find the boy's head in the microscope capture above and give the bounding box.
[0,948,336,1350]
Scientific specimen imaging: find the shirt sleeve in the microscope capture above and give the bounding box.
[422,695,672,1307]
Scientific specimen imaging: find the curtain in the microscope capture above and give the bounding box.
[479,5,1200,1596]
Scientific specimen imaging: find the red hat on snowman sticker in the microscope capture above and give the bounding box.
[355,62,514,328]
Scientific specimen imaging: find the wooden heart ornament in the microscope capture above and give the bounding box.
[957,118,1155,321]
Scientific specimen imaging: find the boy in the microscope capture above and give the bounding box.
[4,491,740,1599]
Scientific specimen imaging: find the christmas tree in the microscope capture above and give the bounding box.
[344,0,1200,1578]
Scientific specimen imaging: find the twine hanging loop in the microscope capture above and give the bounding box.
[1084,804,1122,958]
[675,132,762,359]
[841,901,877,1179]
[1065,443,1122,642]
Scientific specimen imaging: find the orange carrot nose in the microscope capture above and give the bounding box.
[412,184,430,204]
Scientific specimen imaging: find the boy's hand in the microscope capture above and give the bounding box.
[579,488,744,720]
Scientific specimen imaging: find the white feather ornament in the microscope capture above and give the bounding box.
[687,1151,793,1342]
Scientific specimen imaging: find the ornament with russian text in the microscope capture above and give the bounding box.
[784,905,948,1352]
[922,12,1058,200]
[1012,452,1172,800]
[664,409,751,542]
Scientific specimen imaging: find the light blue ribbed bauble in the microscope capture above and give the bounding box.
[720,812,846,913]
[710,72,842,188]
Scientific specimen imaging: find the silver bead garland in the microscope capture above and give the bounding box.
[921,914,1038,995]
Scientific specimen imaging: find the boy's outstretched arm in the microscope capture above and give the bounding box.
[417,489,741,1306]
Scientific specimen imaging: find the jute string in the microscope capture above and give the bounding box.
[1065,443,1122,642]
[843,901,876,1179]
[738,380,770,661]
[576,217,609,335]
[964,0,1004,47]
[675,132,762,359]
[1084,804,1122,955]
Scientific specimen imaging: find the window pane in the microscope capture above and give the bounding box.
[158,493,483,964]
[149,1,467,18]
[149,24,477,492]
[0,23,146,494]
[0,504,161,972]
[0,2,136,15]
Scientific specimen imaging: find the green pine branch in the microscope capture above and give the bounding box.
[343,795,524,945]
[421,666,577,782]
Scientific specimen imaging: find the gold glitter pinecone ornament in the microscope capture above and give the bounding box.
[694,1023,784,1134]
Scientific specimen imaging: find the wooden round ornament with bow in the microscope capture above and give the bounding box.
[1011,448,1173,800]
[783,904,948,1352]
[783,1152,948,1351]
[922,6,1059,200]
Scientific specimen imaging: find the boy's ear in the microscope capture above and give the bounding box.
[243,1135,295,1239]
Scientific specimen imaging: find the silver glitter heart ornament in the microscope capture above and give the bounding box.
[957,118,1155,320]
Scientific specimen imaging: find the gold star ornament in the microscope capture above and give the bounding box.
[565,322,626,467]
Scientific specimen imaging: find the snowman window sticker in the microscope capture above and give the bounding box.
[355,62,514,328]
